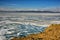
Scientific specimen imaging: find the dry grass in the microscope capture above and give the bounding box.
[11,24,60,40]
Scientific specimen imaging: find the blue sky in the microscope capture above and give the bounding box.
[0,0,60,9]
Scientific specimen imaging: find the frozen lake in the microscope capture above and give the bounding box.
[0,13,60,17]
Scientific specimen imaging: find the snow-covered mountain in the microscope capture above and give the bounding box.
[0,7,60,12]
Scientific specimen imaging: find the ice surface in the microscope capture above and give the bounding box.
[0,23,47,40]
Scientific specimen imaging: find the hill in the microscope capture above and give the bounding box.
[0,11,60,13]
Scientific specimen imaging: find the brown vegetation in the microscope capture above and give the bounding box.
[11,24,60,40]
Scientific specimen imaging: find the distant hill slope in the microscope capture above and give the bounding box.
[0,11,60,13]
[11,24,60,40]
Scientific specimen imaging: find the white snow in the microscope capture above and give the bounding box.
[0,36,6,40]
[0,29,8,40]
